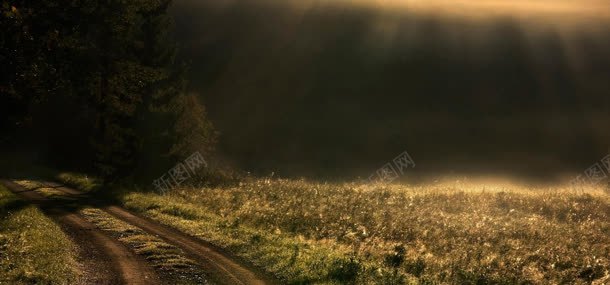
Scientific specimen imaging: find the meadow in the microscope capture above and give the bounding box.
[117,177,610,284]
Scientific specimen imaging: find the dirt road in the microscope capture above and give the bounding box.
[0,179,160,285]
[0,179,278,285]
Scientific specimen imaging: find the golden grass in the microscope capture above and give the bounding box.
[120,178,610,284]
[56,172,101,193]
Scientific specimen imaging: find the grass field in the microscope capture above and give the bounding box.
[117,178,610,285]
[0,184,81,284]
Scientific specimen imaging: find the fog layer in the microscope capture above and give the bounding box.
[172,0,610,179]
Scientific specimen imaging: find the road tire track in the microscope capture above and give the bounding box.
[45,181,279,285]
[102,205,272,285]
[0,180,161,285]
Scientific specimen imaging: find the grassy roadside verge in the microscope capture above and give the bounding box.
[0,184,81,284]
[122,192,362,285]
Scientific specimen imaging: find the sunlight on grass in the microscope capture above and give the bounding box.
[120,178,610,284]
[56,172,101,193]
[13,179,44,190]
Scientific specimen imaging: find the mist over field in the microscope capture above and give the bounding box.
[172,0,610,179]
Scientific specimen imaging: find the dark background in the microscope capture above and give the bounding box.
[171,0,610,180]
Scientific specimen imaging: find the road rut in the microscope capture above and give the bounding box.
[0,179,160,285]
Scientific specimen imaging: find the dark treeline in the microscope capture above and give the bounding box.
[1,0,216,181]
[173,0,610,180]
[2,0,610,182]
